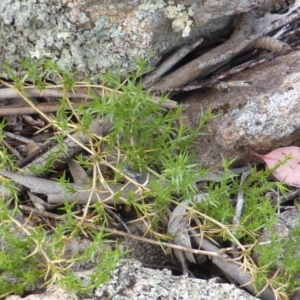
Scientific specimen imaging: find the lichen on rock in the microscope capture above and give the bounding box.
[0,0,233,80]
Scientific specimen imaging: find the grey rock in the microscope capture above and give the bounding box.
[7,284,76,300]
[95,260,259,300]
[181,50,300,169]
[7,260,260,300]
[0,0,236,80]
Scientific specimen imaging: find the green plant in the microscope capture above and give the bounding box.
[0,58,299,300]
[0,58,214,297]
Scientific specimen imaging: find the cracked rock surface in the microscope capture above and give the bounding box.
[95,260,259,300]
[181,50,300,169]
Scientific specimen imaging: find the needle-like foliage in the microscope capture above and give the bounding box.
[0,58,300,299]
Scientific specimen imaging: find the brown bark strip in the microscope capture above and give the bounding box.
[0,87,93,100]
[0,101,93,116]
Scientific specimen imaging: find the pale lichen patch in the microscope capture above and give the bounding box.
[162,3,194,37]
[138,0,166,12]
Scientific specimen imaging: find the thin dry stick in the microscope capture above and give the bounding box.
[0,169,138,205]
[19,205,60,220]
[231,169,252,258]
[16,140,56,168]
[18,204,221,258]
[0,81,60,123]
[2,139,23,161]
[3,131,33,144]
[0,101,93,116]
[0,87,93,100]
